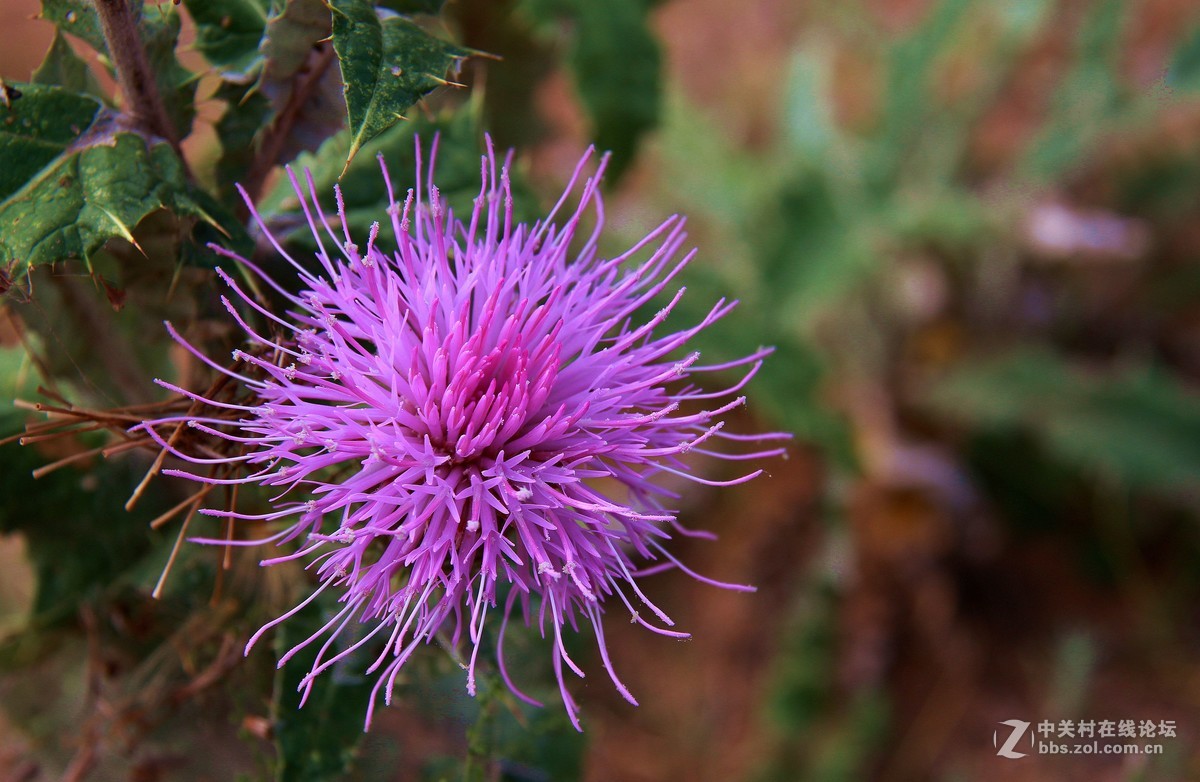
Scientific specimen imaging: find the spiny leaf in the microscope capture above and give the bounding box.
[331,0,472,167]
[0,82,104,202]
[176,181,254,262]
[31,30,103,97]
[263,108,538,249]
[0,114,238,272]
[181,0,270,76]
[304,109,487,232]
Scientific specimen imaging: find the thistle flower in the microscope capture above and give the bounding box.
[137,138,787,729]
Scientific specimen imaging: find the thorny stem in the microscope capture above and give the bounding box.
[92,0,180,153]
[241,42,339,209]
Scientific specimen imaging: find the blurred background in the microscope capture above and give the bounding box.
[4,0,1200,780]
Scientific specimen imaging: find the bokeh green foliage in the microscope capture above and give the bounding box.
[646,0,1200,777]
[660,0,1200,492]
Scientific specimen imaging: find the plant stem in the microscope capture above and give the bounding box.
[92,0,179,150]
[462,678,497,782]
[241,42,339,209]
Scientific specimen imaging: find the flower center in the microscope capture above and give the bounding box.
[422,325,563,463]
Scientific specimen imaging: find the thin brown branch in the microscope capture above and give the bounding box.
[92,0,179,151]
[127,404,200,510]
[127,373,235,509]
[0,418,91,446]
[241,42,339,208]
[33,384,70,407]
[31,442,113,478]
[16,400,151,424]
[152,498,202,598]
[149,485,214,530]
[169,633,242,704]
[12,422,103,445]
[101,436,149,457]
[223,484,239,570]
[4,310,62,402]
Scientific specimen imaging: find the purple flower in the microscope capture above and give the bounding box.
[139,139,787,729]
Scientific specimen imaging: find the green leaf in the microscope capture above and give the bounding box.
[31,31,103,96]
[567,1,660,179]
[657,92,772,222]
[925,350,1200,493]
[754,170,874,326]
[256,0,345,163]
[0,83,104,203]
[868,0,973,191]
[523,0,661,179]
[376,0,446,13]
[457,675,586,782]
[178,180,255,262]
[263,108,538,252]
[766,581,840,736]
[181,0,270,75]
[807,694,891,782]
[331,0,472,166]
[456,0,554,153]
[214,82,272,199]
[1167,25,1200,91]
[0,127,200,272]
[304,110,486,232]
[1021,0,1128,181]
[660,258,852,464]
[260,0,331,94]
[273,591,373,782]
[781,42,837,164]
[889,0,1051,189]
[39,0,112,54]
